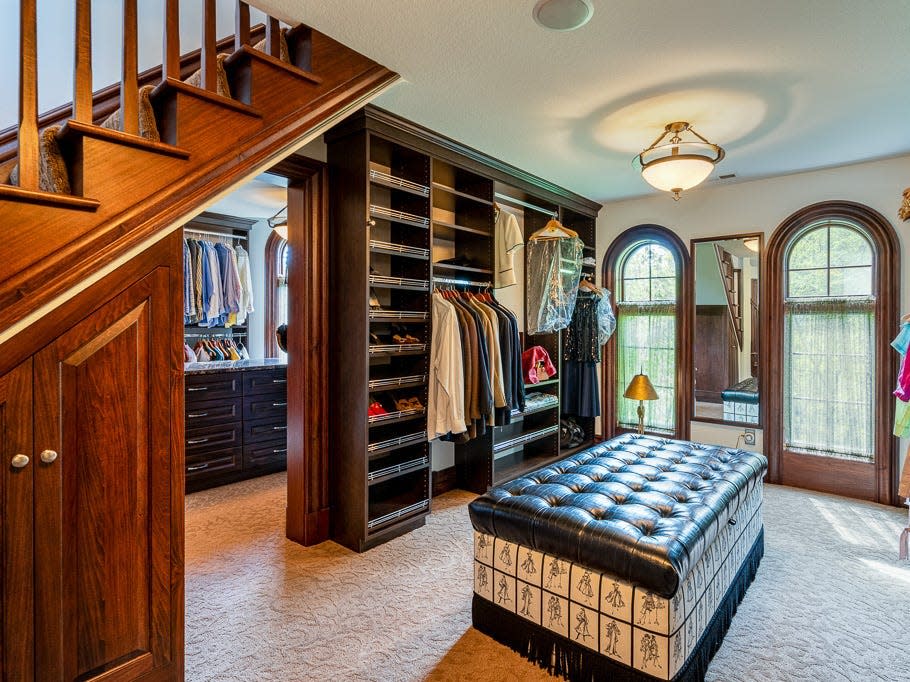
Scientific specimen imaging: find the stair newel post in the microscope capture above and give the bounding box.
[17,0,39,190]
[266,16,281,59]
[121,0,139,135]
[163,0,180,80]
[73,0,93,124]
[235,1,250,51]
[201,0,217,92]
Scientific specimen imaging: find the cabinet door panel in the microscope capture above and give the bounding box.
[33,267,176,681]
[0,360,34,681]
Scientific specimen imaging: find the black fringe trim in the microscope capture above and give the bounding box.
[473,529,765,682]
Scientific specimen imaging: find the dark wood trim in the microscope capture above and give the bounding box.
[432,466,459,497]
[763,200,899,504]
[690,232,763,429]
[274,156,332,546]
[263,230,286,358]
[601,225,692,441]
[325,106,602,217]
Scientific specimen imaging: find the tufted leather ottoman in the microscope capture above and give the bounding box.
[469,433,767,682]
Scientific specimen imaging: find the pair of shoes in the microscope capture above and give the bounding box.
[394,397,424,411]
[560,417,586,448]
[370,333,382,345]
[392,333,420,344]
[368,401,387,417]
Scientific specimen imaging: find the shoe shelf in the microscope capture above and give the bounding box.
[369,309,429,321]
[492,424,560,454]
[511,395,560,418]
[432,218,492,238]
[369,343,427,356]
[368,454,430,485]
[370,205,429,229]
[368,430,427,456]
[368,497,430,531]
[368,407,426,427]
[369,240,430,260]
[368,374,428,391]
[370,167,429,197]
[369,274,430,291]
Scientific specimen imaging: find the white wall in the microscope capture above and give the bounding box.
[597,153,910,454]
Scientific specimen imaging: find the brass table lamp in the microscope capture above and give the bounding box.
[624,373,658,434]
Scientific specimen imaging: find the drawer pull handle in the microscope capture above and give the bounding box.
[188,412,209,418]
[187,387,208,392]
[187,437,210,445]
[187,463,209,472]
[272,448,288,454]
[272,402,287,407]
[40,449,58,464]
[11,454,29,468]
[272,379,287,384]
[272,426,287,431]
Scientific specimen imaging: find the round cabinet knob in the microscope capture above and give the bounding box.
[40,449,58,464]
[11,454,29,468]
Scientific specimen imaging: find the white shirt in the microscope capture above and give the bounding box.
[495,208,524,288]
[428,294,467,438]
[235,245,254,324]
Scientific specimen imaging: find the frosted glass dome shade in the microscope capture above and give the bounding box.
[641,156,715,192]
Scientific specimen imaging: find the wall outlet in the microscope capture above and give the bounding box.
[742,429,756,446]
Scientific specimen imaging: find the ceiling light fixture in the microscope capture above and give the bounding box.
[532,0,594,31]
[268,206,288,240]
[635,122,725,200]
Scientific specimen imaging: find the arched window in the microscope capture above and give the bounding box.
[264,231,289,358]
[766,201,899,503]
[603,226,691,439]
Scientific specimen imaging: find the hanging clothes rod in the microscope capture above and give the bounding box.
[494,192,559,218]
[184,228,245,240]
[184,331,247,338]
[433,276,492,288]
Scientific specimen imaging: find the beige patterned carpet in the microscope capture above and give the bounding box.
[185,473,909,681]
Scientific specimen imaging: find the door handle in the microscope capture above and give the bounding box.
[40,449,58,464]
[10,454,29,468]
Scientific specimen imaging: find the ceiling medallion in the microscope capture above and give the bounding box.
[635,122,725,200]
[532,0,594,32]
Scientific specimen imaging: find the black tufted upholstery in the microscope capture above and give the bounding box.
[469,433,767,598]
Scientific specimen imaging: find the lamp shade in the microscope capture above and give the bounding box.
[624,373,658,401]
[640,156,715,193]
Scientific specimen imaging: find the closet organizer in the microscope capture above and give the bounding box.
[182,212,288,492]
[326,107,601,551]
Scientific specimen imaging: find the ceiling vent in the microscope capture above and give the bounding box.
[532,0,594,31]
[718,173,737,180]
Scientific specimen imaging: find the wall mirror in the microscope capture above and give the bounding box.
[691,234,762,426]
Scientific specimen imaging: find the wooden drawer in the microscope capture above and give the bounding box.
[243,395,288,422]
[186,449,242,481]
[242,368,288,396]
[185,372,242,403]
[243,419,287,444]
[185,397,243,428]
[243,440,288,470]
[185,423,241,454]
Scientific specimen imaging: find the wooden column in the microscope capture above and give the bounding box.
[162,0,180,80]
[73,0,92,124]
[121,0,138,134]
[265,16,280,58]
[201,0,216,92]
[234,1,250,51]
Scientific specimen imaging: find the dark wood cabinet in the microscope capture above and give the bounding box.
[1,237,183,681]
[184,364,288,492]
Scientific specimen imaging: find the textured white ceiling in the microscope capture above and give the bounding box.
[253,0,910,202]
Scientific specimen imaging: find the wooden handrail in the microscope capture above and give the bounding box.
[121,0,139,135]
[73,0,93,123]
[18,0,39,190]
[201,0,217,91]
[163,0,180,80]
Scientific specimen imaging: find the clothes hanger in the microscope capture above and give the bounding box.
[901,312,910,323]
[529,217,578,240]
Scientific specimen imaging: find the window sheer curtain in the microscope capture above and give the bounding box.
[783,297,875,461]
[616,302,676,433]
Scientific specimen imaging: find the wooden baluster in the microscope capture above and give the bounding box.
[73,0,92,124]
[201,0,216,91]
[235,1,250,52]
[121,0,138,134]
[18,0,39,190]
[163,0,180,81]
[266,16,280,58]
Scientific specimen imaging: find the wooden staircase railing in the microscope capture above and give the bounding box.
[0,0,398,337]
[714,243,744,350]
